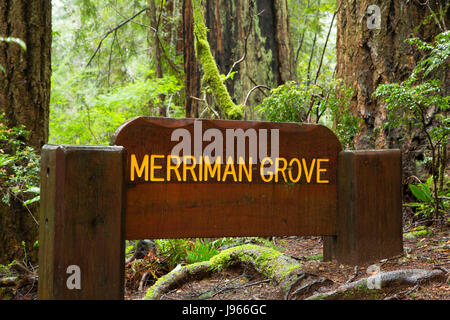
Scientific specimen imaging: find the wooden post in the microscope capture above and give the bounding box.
[38,145,126,300]
[324,150,403,265]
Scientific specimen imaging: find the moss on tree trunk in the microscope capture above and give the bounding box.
[203,0,294,117]
[192,0,244,120]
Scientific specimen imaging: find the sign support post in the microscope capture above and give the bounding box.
[323,150,403,265]
[38,145,125,300]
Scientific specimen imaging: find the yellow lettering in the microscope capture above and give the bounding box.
[238,157,252,182]
[260,157,273,182]
[198,156,203,182]
[316,158,329,183]
[130,154,148,181]
[167,155,181,181]
[302,158,316,183]
[150,155,165,182]
[222,156,237,182]
[204,156,221,181]
[288,158,301,183]
[183,155,197,181]
[275,157,288,182]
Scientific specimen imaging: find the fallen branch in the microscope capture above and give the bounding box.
[346,266,359,284]
[284,273,306,300]
[143,244,304,300]
[0,277,18,287]
[305,269,446,300]
[290,277,333,299]
[0,274,37,288]
[384,284,419,300]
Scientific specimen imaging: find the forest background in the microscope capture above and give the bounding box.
[0,0,448,282]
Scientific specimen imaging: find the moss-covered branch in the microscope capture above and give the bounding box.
[192,0,244,120]
[143,244,304,300]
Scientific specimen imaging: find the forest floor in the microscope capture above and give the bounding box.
[124,224,449,300]
[2,224,448,300]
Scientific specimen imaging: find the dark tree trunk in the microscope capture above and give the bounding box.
[202,0,294,118]
[0,0,51,264]
[0,0,51,151]
[336,0,445,177]
[183,0,201,118]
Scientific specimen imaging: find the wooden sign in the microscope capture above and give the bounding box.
[113,117,342,239]
[38,117,403,300]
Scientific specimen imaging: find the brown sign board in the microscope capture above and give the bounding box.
[38,117,403,299]
[113,117,342,239]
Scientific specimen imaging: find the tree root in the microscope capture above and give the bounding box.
[305,268,447,300]
[143,244,448,300]
[143,244,304,300]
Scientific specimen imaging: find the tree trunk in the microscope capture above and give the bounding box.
[148,0,166,116]
[183,0,201,118]
[203,0,294,118]
[0,0,51,151]
[0,0,51,264]
[336,0,444,177]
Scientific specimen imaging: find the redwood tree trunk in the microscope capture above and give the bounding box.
[199,0,294,118]
[183,0,201,118]
[336,0,444,177]
[0,0,51,151]
[0,0,51,264]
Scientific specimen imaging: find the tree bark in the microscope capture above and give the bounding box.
[0,0,51,151]
[203,0,294,117]
[0,0,51,264]
[336,0,445,177]
[147,0,166,116]
[183,0,201,118]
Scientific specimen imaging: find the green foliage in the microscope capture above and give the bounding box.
[154,238,223,268]
[256,81,315,123]
[407,177,449,218]
[289,0,337,83]
[50,67,183,145]
[324,82,359,149]
[374,31,449,219]
[155,238,192,268]
[125,240,138,261]
[185,239,219,265]
[374,79,448,132]
[50,0,185,145]
[153,237,279,269]
[408,31,450,79]
[256,80,359,149]
[0,114,40,207]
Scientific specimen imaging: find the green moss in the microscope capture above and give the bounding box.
[404,227,433,239]
[193,0,244,120]
[143,244,304,300]
[305,253,323,261]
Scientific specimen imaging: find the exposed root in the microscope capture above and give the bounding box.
[143,244,304,300]
[305,269,447,300]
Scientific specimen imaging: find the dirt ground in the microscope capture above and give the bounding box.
[2,224,448,300]
[125,226,449,300]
